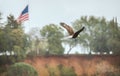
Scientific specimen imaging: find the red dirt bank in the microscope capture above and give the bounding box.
[24,55,120,76]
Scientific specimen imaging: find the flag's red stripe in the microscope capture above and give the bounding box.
[17,13,28,22]
[19,14,28,19]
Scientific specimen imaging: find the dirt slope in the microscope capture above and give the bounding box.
[24,55,120,76]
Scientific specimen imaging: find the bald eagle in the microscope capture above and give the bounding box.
[60,22,85,39]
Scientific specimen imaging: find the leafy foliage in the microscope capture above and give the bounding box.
[0,15,30,64]
[72,16,120,54]
[40,24,64,55]
[6,62,38,76]
[58,64,77,76]
[45,64,77,76]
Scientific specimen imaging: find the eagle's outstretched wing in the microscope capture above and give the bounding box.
[72,27,85,38]
[60,22,74,35]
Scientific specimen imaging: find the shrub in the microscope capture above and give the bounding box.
[58,64,77,76]
[6,62,38,76]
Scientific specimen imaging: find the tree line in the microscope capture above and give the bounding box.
[0,12,120,64]
[0,14,30,64]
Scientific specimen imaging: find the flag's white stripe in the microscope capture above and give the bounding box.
[17,13,28,22]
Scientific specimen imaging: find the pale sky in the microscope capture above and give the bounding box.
[0,0,120,31]
[0,0,120,53]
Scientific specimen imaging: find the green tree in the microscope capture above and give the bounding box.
[0,28,6,53]
[0,14,29,64]
[27,27,48,56]
[5,15,28,56]
[7,62,38,76]
[106,18,120,54]
[40,24,64,55]
[0,12,6,53]
[73,16,120,54]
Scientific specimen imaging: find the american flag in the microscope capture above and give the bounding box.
[17,5,29,23]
